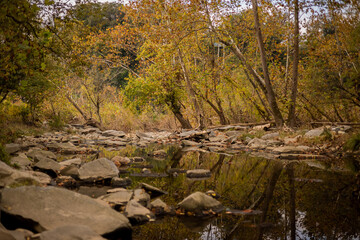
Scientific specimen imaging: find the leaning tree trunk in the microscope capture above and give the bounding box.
[251,0,284,127]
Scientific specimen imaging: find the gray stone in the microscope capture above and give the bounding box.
[60,165,79,178]
[26,149,57,162]
[124,200,154,224]
[0,186,131,235]
[34,225,106,240]
[33,158,61,177]
[132,189,150,207]
[152,149,167,157]
[305,127,326,137]
[111,177,132,188]
[98,188,133,206]
[47,142,79,154]
[178,192,223,213]
[186,169,211,178]
[181,140,201,146]
[80,127,100,135]
[10,153,31,169]
[247,138,268,149]
[0,228,16,240]
[0,162,50,187]
[78,158,119,181]
[284,135,301,145]
[102,130,126,138]
[150,199,171,215]
[5,143,20,155]
[261,132,279,140]
[101,140,127,147]
[59,158,82,167]
[272,145,310,154]
[140,182,167,198]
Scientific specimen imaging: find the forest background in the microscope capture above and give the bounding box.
[0,0,359,144]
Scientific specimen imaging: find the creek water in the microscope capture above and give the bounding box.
[81,144,360,240]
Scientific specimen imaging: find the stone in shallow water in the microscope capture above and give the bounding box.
[178,191,223,213]
[111,177,132,188]
[124,199,155,224]
[98,188,134,206]
[78,158,119,181]
[150,199,171,215]
[132,189,150,207]
[140,182,168,198]
[0,186,131,236]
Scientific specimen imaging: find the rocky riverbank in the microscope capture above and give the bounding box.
[0,123,357,239]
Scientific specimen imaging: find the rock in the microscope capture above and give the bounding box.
[111,177,132,188]
[272,145,310,154]
[247,138,268,149]
[142,168,151,174]
[78,158,119,181]
[10,153,31,169]
[33,225,106,240]
[33,158,61,178]
[55,176,77,188]
[252,123,271,131]
[186,169,211,178]
[0,186,131,236]
[60,165,80,178]
[79,127,100,135]
[59,158,82,167]
[178,192,223,213]
[261,132,279,140]
[85,118,102,129]
[26,149,57,162]
[206,190,220,199]
[0,228,16,240]
[98,188,134,207]
[140,183,168,198]
[284,135,301,145]
[305,127,326,137]
[102,130,126,138]
[132,189,150,207]
[181,140,201,146]
[111,156,131,167]
[124,200,154,224]
[5,143,20,155]
[150,199,171,215]
[101,140,127,147]
[0,162,50,187]
[131,157,145,163]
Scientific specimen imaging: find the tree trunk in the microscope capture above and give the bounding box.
[287,0,300,127]
[65,94,88,121]
[251,0,284,127]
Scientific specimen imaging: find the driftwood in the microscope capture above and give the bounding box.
[311,122,360,127]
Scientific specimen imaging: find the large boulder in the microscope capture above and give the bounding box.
[78,158,119,181]
[178,192,223,213]
[33,225,106,240]
[0,186,131,236]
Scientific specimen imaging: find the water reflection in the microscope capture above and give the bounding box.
[109,145,360,239]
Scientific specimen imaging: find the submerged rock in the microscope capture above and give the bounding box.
[178,191,223,214]
[0,186,131,236]
[78,158,119,181]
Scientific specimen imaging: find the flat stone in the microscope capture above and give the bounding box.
[101,140,127,147]
[102,130,126,138]
[0,186,131,236]
[209,135,228,142]
[5,143,20,155]
[261,132,279,140]
[80,127,100,135]
[10,153,31,169]
[284,135,301,145]
[305,127,326,137]
[186,169,211,178]
[33,158,61,177]
[140,182,168,198]
[277,154,327,160]
[98,188,134,206]
[34,225,106,240]
[60,165,80,178]
[112,156,131,166]
[124,200,154,224]
[247,138,268,149]
[59,158,82,167]
[26,149,57,162]
[132,189,150,207]
[272,146,310,154]
[178,192,223,213]
[181,140,201,146]
[150,199,171,215]
[78,158,119,181]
